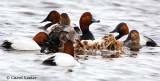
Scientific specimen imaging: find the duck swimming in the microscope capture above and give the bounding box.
[79,12,100,40]
[41,11,100,41]
[110,22,157,46]
[123,30,142,51]
[2,32,53,53]
[43,40,80,67]
[41,10,60,30]
[48,13,79,52]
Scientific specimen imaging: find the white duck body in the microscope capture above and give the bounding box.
[9,38,41,50]
[46,53,80,67]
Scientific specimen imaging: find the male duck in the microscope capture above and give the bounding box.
[43,40,80,67]
[41,10,60,30]
[2,32,53,52]
[79,12,100,40]
[41,11,100,41]
[110,22,157,46]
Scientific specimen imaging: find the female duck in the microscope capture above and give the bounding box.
[43,40,80,67]
[48,13,79,47]
[110,22,157,46]
[2,32,53,52]
[41,11,100,40]
[123,30,142,51]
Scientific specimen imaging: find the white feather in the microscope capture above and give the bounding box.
[52,53,80,67]
[140,35,147,45]
[46,24,59,33]
[118,35,128,42]
[10,38,41,50]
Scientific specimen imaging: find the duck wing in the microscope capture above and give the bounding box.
[142,35,157,46]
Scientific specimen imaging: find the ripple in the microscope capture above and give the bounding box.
[0,0,160,81]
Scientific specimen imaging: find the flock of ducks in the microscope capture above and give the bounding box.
[1,10,158,67]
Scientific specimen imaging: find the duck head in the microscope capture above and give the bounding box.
[41,10,60,24]
[64,40,74,57]
[124,30,142,51]
[110,22,129,39]
[33,32,55,52]
[60,13,71,26]
[80,12,100,30]
[41,10,60,30]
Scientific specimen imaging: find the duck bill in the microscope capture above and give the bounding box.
[40,18,48,23]
[92,18,100,23]
[110,28,117,33]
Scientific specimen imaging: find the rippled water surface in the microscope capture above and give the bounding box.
[0,0,160,81]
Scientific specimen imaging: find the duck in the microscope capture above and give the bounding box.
[43,40,80,67]
[2,32,54,53]
[41,10,81,34]
[41,11,100,41]
[123,30,142,51]
[110,22,157,46]
[40,10,60,30]
[79,12,100,40]
[48,13,79,52]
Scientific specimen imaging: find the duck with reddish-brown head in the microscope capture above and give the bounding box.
[2,32,55,53]
[110,22,157,47]
[41,10,60,30]
[80,12,100,40]
[43,40,80,67]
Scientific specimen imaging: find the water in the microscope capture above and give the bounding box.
[0,0,160,81]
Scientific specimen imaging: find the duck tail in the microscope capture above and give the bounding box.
[42,56,57,66]
[143,36,157,47]
[1,40,12,48]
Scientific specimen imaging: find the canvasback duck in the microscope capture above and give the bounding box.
[123,30,142,51]
[48,13,79,52]
[43,40,80,67]
[41,10,60,30]
[41,10,81,34]
[2,32,53,52]
[110,22,157,46]
[80,12,100,40]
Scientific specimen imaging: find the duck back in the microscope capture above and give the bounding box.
[11,38,41,50]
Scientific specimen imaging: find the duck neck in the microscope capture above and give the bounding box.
[64,40,74,57]
[81,28,90,34]
[116,33,129,40]
[128,40,142,51]
[115,35,123,40]
[43,23,53,30]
